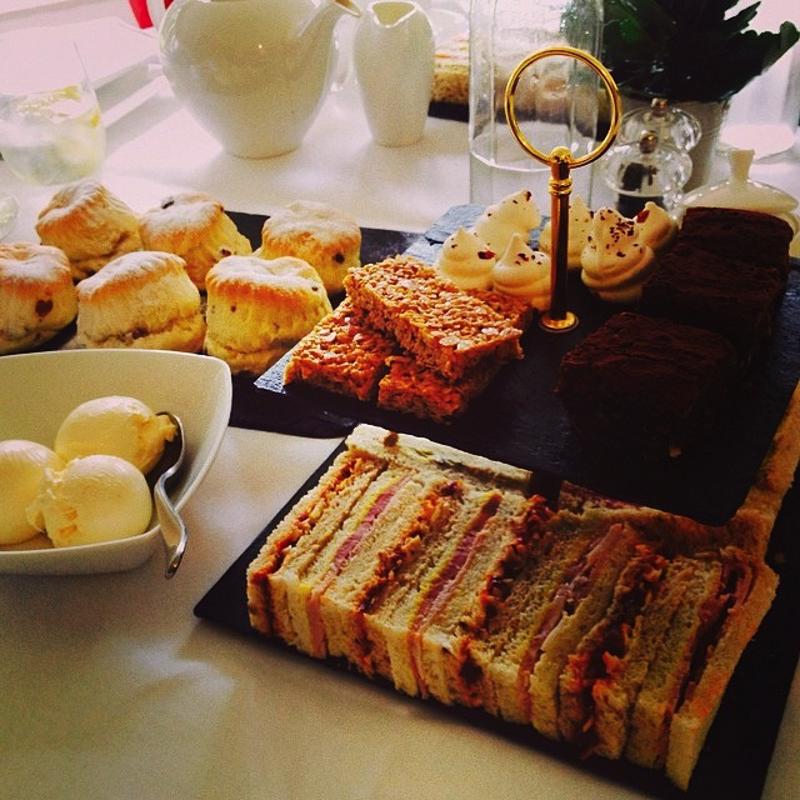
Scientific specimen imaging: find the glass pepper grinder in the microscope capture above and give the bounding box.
[601,129,693,217]
[619,97,702,153]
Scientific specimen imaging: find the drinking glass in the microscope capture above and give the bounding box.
[468,0,603,209]
[0,39,106,186]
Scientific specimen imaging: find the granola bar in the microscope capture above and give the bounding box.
[343,257,523,381]
[468,288,535,331]
[377,354,499,422]
[283,299,397,401]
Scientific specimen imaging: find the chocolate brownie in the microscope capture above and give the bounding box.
[678,207,793,278]
[639,241,784,360]
[556,312,738,459]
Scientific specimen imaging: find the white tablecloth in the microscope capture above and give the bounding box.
[2,12,799,800]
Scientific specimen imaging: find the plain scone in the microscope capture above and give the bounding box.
[75,251,205,351]
[36,180,142,280]
[257,200,361,294]
[0,243,78,354]
[204,254,333,374]
[139,192,252,289]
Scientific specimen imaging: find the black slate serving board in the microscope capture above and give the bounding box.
[234,205,800,527]
[198,208,800,800]
[194,434,800,800]
[428,100,469,123]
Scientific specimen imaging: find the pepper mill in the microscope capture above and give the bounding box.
[602,129,693,217]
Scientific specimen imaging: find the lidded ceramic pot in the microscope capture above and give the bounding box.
[682,148,800,256]
[159,0,360,158]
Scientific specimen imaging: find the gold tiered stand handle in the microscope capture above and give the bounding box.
[503,45,622,333]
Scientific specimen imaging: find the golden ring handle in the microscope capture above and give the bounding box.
[503,45,622,169]
[502,46,622,332]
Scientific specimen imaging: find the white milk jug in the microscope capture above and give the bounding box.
[353,1,434,147]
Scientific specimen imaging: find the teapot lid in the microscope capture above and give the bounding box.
[682,148,799,214]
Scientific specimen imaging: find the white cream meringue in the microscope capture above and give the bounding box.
[634,201,677,252]
[473,189,541,255]
[435,227,496,290]
[538,195,593,269]
[581,207,656,304]
[492,233,551,311]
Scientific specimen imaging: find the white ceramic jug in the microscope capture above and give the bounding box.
[353,1,434,147]
[159,0,361,158]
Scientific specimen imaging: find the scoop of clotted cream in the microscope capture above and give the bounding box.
[473,189,541,256]
[55,395,176,475]
[581,207,655,304]
[26,454,153,547]
[634,201,677,252]
[492,233,551,311]
[538,195,593,269]
[435,227,496,290]
[0,440,63,545]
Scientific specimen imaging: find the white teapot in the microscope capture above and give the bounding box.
[159,0,361,158]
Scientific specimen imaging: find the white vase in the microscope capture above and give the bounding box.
[353,1,435,147]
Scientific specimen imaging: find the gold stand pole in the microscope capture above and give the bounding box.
[503,46,622,333]
[544,146,577,331]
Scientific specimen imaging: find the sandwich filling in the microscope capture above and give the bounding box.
[245,425,781,790]
[515,525,622,721]
[305,473,412,657]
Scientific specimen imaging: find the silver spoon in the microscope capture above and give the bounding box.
[154,412,188,578]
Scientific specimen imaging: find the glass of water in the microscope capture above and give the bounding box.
[468,0,603,209]
[0,39,105,186]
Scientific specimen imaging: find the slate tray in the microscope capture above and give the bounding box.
[236,205,800,526]
[194,433,800,800]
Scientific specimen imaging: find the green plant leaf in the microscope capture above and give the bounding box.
[602,0,800,101]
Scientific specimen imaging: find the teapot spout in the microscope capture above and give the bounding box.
[296,0,361,48]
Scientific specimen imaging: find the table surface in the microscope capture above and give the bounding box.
[2,9,800,800]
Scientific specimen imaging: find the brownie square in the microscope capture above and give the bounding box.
[556,312,738,459]
[639,241,784,359]
[678,207,793,277]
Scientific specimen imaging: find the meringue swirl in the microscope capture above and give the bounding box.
[435,227,496,290]
[492,233,551,311]
[473,189,541,256]
[581,207,655,304]
[634,201,677,252]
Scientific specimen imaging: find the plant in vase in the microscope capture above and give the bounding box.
[600,0,799,187]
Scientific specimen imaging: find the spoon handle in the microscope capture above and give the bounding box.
[155,477,188,578]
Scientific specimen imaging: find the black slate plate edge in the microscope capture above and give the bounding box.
[194,442,800,800]
[428,100,469,123]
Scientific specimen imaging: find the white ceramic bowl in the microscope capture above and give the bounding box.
[0,350,231,575]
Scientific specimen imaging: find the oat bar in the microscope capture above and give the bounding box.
[343,257,523,381]
[283,299,397,401]
[377,354,500,422]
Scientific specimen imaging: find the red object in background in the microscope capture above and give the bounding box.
[129,0,173,29]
